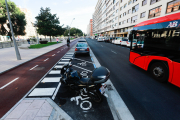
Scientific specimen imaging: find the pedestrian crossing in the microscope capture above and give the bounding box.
[27,47,76,99]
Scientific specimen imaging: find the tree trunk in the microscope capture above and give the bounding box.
[50,36,51,42]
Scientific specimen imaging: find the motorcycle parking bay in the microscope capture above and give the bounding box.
[54,53,114,120]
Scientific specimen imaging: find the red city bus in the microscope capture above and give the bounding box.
[129,12,180,87]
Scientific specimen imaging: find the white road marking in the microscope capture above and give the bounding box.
[54,65,63,68]
[61,59,71,61]
[30,65,38,70]
[101,45,103,47]
[49,70,61,74]
[44,58,49,61]
[58,62,69,64]
[73,58,93,64]
[52,54,55,56]
[41,77,61,83]
[57,51,60,53]
[72,65,92,72]
[111,50,117,54]
[0,77,19,89]
[52,82,61,100]
[28,88,56,96]
[63,57,72,59]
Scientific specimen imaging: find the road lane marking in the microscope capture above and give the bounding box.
[57,51,60,53]
[52,54,55,56]
[72,65,92,72]
[30,65,38,70]
[111,50,117,54]
[44,58,49,61]
[28,88,56,96]
[73,58,93,64]
[0,77,19,89]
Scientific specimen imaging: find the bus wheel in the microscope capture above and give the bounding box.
[150,62,169,83]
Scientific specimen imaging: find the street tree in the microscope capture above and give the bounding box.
[0,0,26,40]
[35,7,63,42]
[64,27,83,36]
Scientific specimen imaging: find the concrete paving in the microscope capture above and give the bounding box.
[0,38,77,120]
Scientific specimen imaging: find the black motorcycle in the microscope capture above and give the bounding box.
[60,59,110,103]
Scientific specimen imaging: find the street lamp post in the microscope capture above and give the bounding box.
[5,0,21,60]
[68,18,75,39]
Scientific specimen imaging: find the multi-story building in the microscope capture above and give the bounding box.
[93,0,180,37]
[87,19,93,36]
[19,8,36,39]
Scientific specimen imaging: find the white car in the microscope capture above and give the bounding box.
[126,40,137,47]
[121,38,129,46]
[114,37,124,45]
[97,37,104,42]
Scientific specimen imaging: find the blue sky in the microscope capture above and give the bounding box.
[11,0,97,33]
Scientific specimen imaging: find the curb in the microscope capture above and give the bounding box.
[0,39,78,75]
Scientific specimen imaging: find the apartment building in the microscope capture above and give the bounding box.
[19,8,36,39]
[87,19,93,36]
[93,0,180,37]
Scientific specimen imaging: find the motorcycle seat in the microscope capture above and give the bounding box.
[79,78,94,85]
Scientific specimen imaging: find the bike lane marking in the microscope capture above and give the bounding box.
[44,58,49,62]
[0,77,19,89]
[30,65,38,70]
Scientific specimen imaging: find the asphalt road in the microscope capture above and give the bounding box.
[86,38,180,120]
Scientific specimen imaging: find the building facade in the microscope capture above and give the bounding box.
[87,19,93,36]
[19,8,36,39]
[93,0,180,37]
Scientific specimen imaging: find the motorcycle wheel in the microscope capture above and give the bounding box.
[89,91,102,103]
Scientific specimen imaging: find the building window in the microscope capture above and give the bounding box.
[142,0,147,6]
[119,22,121,25]
[121,0,123,3]
[149,6,162,18]
[120,14,122,18]
[166,0,180,13]
[127,18,131,23]
[128,9,131,14]
[120,6,123,11]
[113,5,115,10]
[128,0,132,5]
[140,11,146,18]
[116,9,118,13]
[124,3,127,8]
[113,0,116,4]
[131,15,138,23]
[123,12,126,16]
[133,0,137,3]
[132,4,139,13]
[150,0,160,5]
[124,20,126,24]
[116,1,119,6]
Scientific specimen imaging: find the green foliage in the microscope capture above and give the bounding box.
[64,27,83,36]
[35,7,64,41]
[0,0,26,39]
[29,42,61,48]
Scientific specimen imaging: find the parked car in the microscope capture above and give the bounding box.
[114,37,124,45]
[97,37,104,42]
[126,40,137,47]
[104,37,109,42]
[108,37,113,43]
[120,38,129,46]
[78,39,87,42]
[75,43,89,56]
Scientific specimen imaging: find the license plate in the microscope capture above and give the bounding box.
[99,86,105,94]
[80,49,85,51]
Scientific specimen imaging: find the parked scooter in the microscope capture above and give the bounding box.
[60,59,110,103]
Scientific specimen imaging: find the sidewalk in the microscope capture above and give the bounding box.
[0,39,75,74]
[0,38,77,120]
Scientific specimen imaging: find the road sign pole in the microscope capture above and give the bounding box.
[5,0,21,60]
